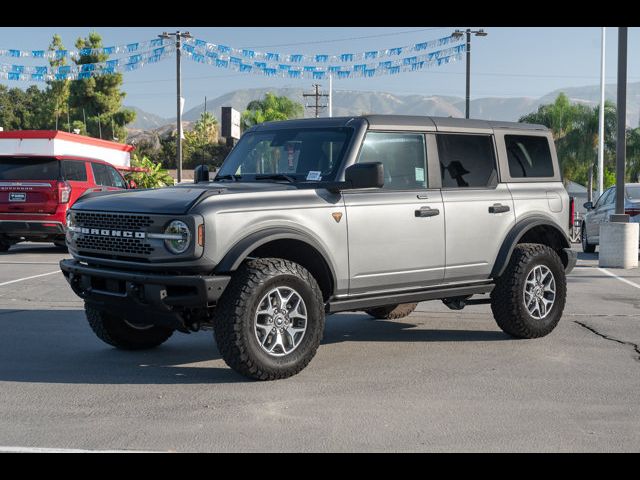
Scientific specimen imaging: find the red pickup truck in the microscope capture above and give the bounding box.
[0,131,134,252]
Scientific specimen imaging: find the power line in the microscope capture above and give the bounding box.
[303,84,329,118]
[243,27,451,49]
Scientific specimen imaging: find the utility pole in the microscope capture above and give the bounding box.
[452,28,488,119]
[303,84,329,118]
[159,31,192,184]
[614,27,627,219]
[328,74,333,117]
[597,27,606,198]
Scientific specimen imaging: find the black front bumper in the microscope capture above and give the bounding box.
[60,259,230,328]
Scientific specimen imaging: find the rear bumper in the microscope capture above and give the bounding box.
[60,259,231,328]
[0,220,65,237]
[563,248,577,274]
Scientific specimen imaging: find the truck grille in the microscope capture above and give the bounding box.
[74,212,154,230]
[72,211,156,260]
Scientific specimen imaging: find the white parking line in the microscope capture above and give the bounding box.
[0,271,60,287]
[597,267,640,290]
[0,446,160,453]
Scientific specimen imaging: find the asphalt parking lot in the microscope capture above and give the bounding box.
[0,243,638,452]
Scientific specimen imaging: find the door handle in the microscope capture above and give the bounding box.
[415,207,440,217]
[489,204,510,214]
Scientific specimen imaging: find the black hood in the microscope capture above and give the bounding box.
[71,182,297,214]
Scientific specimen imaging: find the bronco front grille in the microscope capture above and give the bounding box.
[75,235,154,256]
[74,212,154,230]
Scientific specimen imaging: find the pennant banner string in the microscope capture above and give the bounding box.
[0,38,171,60]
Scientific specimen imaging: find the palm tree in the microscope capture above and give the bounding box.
[241,92,304,130]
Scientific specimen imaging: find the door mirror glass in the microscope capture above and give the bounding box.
[344,162,384,189]
[194,165,210,183]
[583,201,593,210]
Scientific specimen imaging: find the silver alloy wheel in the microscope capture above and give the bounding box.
[523,265,556,320]
[254,286,308,357]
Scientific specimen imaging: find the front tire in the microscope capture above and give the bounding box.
[213,258,325,381]
[0,241,9,252]
[85,303,174,350]
[365,303,417,320]
[581,225,596,253]
[490,244,566,339]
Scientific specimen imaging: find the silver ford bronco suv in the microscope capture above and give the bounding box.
[60,115,577,380]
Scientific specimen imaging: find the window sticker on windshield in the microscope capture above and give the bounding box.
[415,167,425,182]
[306,171,322,181]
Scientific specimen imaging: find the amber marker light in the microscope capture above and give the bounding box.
[198,224,205,246]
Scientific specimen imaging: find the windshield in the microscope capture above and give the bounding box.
[0,157,60,181]
[216,127,353,182]
[626,186,640,200]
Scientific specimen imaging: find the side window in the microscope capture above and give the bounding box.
[91,163,114,187]
[61,160,88,182]
[107,165,126,189]
[595,188,612,208]
[505,135,555,178]
[605,188,616,206]
[357,132,427,190]
[437,134,497,188]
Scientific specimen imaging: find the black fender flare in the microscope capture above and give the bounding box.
[213,226,338,288]
[491,215,572,278]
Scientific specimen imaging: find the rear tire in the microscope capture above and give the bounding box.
[581,225,596,253]
[491,243,566,339]
[85,303,173,350]
[364,303,417,320]
[213,258,325,381]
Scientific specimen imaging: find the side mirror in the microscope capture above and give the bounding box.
[583,201,594,210]
[344,162,384,189]
[194,165,210,184]
[128,179,137,189]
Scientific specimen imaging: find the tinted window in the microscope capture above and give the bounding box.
[357,132,427,190]
[62,160,87,182]
[595,188,613,208]
[92,163,124,188]
[107,166,126,189]
[217,128,352,182]
[626,186,640,199]
[0,157,59,180]
[604,188,616,206]
[506,135,554,178]
[437,134,496,188]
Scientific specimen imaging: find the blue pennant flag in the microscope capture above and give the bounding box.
[240,64,252,72]
[217,45,231,53]
[153,47,165,56]
[9,50,21,58]
[183,44,195,54]
[389,66,400,74]
[150,38,163,47]
[103,66,116,74]
[288,70,301,78]
[266,52,279,61]
[57,65,71,74]
[55,73,67,81]
[364,68,375,77]
[340,53,354,62]
[289,54,303,63]
[364,51,378,59]
[78,71,92,79]
[315,54,328,62]
[241,49,255,58]
[263,67,276,76]
[106,59,118,68]
[303,66,316,72]
[56,50,67,59]
[353,64,366,72]
[328,65,341,73]
[148,55,161,63]
[35,66,47,75]
[403,56,417,65]
[254,61,267,69]
[192,54,205,63]
[31,73,44,81]
[80,48,91,56]
[411,62,424,71]
[127,43,139,52]
[278,64,290,70]
[313,71,326,79]
[31,50,45,58]
[80,64,95,72]
[337,70,351,79]
[8,72,20,80]
[102,46,115,55]
[414,42,428,51]
[216,59,229,68]
[11,65,24,73]
[378,60,392,69]
[388,47,403,56]
[195,39,207,48]
[206,51,218,59]
[229,56,242,65]
[128,54,141,64]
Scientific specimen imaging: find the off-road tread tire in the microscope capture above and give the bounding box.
[213,258,325,381]
[491,243,566,339]
[85,303,173,350]
[364,303,418,320]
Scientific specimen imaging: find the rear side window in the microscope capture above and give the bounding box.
[0,157,60,181]
[437,134,496,188]
[92,163,126,188]
[62,160,87,182]
[626,186,640,199]
[506,135,555,178]
[357,132,427,190]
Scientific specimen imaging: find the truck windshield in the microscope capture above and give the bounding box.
[0,157,60,180]
[216,127,353,182]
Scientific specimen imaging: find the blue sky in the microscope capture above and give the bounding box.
[1,27,638,118]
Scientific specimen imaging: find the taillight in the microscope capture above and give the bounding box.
[625,207,640,217]
[569,196,575,228]
[58,181,71,204]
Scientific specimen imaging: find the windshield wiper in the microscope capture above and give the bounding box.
[254,174,296,183]
[214,174,242,182]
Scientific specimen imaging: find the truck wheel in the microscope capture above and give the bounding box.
[581,226,596,253]
[213,258,325,381]
[0,241,9,252]
[364,303,417,320]
[490,243,566,339]
[85,303,173,350]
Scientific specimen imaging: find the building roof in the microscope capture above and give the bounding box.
[0,130,133,152]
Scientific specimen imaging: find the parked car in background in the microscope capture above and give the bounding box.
[0,130,135,252]
[581,183,640,253]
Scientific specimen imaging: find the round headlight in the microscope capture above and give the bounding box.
[66,211,74,228]
[164,220,191,254]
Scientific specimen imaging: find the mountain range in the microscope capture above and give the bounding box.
[126,82,640,134]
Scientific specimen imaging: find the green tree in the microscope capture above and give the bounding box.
[125,153,174,188]
[241,92,303,130]
[69,31,135,141]
[43,34,71,130]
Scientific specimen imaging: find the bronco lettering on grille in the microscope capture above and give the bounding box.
[77,227,146,239]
